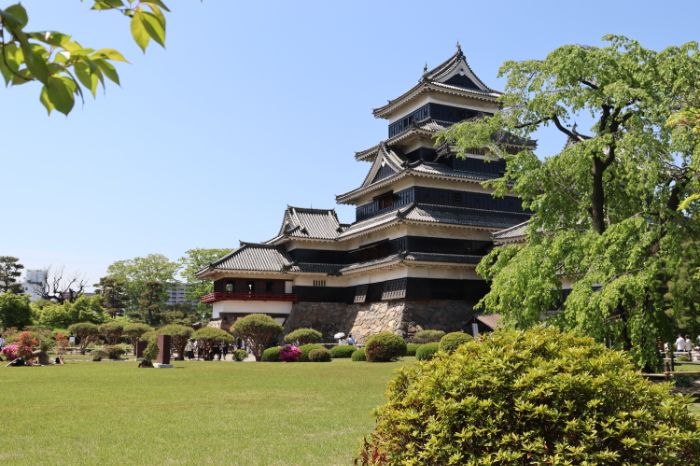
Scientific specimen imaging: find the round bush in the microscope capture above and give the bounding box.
[103,344,126,360]
[351,348,366,361]
[308,348,331,362]
[329,345,356,358]
[233,349,248,361]
[298,343,325,362]
[231,314,283,361]
[415,342,439,361]
[405,343,419,356]
[261,346,281,362]
[279,345,302,362]
[365,332,406,362]
[411,329,445,344]
[358,326,700,465]
[92,350,107,362]
[438,331,472,353]
[284,328,322,345]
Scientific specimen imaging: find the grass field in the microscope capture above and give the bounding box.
[0,359,409,466]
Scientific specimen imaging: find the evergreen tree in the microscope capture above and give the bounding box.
[0,256,24,294]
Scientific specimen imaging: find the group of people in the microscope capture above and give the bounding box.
[674,334,698,353]
[183,340,242,361]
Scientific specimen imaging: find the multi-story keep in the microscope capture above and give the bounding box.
[197,46,530,341]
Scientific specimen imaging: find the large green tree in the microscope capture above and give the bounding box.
[104,253,179,312]
[0,1,169,114]
[0,256,24,294]
[440,35,700,369]
[0,291,31,329]
[94,275,128,318]
[179,248,231,319]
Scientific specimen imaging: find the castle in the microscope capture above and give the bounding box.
[197,46,529,342]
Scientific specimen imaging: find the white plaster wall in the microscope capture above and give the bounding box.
[212,300,293,318]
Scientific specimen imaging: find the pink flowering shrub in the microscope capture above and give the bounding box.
[2,344,19,361]
[279,345,302,362]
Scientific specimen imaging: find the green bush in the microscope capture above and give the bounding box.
[298,344,325,362]
[405,343,419,356]
[365,332,406,362]
[351,348,366,361]
[261,346,281,362]
[411,329,445,344]
[103,345,126,360]
[142,339,158,362]
[92,350,107,362]
[233,349,248,361]
[231,314,283,361]
[308,348,331,362]
[284,328,322,345]
[329,345,356,358]
[358,326,700,465]
[438,331,472,353]
[415,342,439,361]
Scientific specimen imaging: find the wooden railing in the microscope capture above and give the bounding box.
[201,292,297,304]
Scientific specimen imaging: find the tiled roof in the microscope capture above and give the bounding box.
[294,262,344,274]
[207,243,294,273]
[411,162,499,181]
[405,204,530,230]
[493,220,529,244]
[404,252,482,265]
[339,253,403,273]
[475,313,503,330]
[278,206,343,240]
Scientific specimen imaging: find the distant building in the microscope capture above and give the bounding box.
[23,269,47,301]
[166,282,196,306]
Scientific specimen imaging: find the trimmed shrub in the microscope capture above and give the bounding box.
[365,332,406,362]
[68,322,99,354]
[308,348,331,362]
[284,328,322,345]
[351,348,366,361]
[329,345,356,358]
[298,343,325,362]
[279,345,302,362]
[92,350,108,362]
[103,345,126,360]
[233,349,248,361]
[438,331,472,353]
[158,324,193,361]
[261,346,281,362]
[99,321,124,345]
[411,329,445,344]
[191,327,234,361]
[415,342,439,361]
[358,326,700,465]
[231,314,283,361]
[124,323,153,355]
[406,343,419,356]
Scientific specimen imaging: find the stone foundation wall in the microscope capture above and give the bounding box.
[286,299,476,344]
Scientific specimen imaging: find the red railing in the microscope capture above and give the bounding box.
[201,292,297,304]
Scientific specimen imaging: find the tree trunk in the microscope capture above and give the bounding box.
[591,157,607,234]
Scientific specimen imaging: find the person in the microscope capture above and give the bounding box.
[675,334,686,352]
[685,335,694,353]
[347,334,356,346]
[222,342,229,361]
[0,334,4,350]
[185,340,194,360]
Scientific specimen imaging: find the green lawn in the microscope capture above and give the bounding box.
[0,359,410,466]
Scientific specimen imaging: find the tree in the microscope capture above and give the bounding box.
[158,324,192,361]
[35,295,105,328]
[35,266,87,304]
[94,276,128,318]
[191,327,233,361]
[0,1,169,115]
[0,292,31,329]
[439,35,700,369]
[105,253,179,313]
[179,248,232,319]
[0,256,24,294]
[231,314,283,361]
[358,326,700,465]
[99,321,124,345]
[123,322,152,354]
[67,322,99,354]
[137,280,166,325]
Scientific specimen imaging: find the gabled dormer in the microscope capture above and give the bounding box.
[359,143,405,187]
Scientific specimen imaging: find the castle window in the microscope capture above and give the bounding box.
[225,283,233,293]
[313,280,326,287]
[376,191,394,210]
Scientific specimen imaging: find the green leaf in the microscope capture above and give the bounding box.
[678,193,700,211]
[130,10,150,52]
[93,48,128,62]
[45,77,75,115]
[95,59,120,85]
[91,0,124,10]
[75,61,99,97]
[1,4,29,29]
[141,12,166,48]
[142,0,170,12]
[18,39,49,84]
[39,85,54,114]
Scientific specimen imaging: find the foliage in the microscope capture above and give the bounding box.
[351,348,366,361]
[308,347,331,362]
[99,321,124,345]
[123,322,152,353]
[438,331,473,353]
[410,329,445,344]
[405,343,419,357]
[279,344,301,362]
[358,326,700,465]
[329,345,356,358]
[0,256,24,294]
[103,344,126,360]
[298,343,325,362]
[35,295,105,328]
[67,322,99,354]
[137,280,166,325]
[284,328,323,345]
[2,343,18,360]
[261,346,281,362]
[0,1,169,115]
[231,314,283,361]
[191,327,233,360]
[0,292,32,329]
[178,248,232,320]
[94,276,128,318]
[158,324,192,361]
[439,35,700,370]
[53,330,69,355]
[233,348,247,361]
[142,338,159,362]
[14,331,38,359]
[92,349,108,362]
[414,342,439,361]
[365,333,406,362]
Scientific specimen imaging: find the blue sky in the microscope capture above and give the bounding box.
[2,1,699,285]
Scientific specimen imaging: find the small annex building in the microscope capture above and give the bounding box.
[197,46,530,342]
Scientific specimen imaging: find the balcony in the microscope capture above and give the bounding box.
[201,292,297,304]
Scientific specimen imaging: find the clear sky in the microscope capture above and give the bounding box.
[2,0,699,285]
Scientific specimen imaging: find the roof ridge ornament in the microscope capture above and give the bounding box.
[456,41,463,56]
